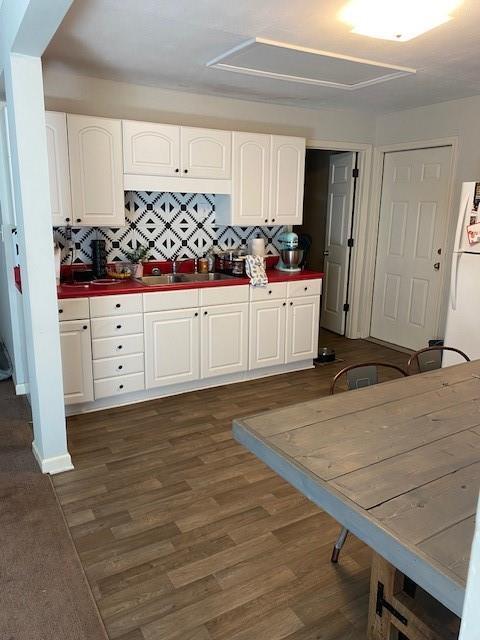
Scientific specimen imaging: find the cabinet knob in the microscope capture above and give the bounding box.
[268,290,272,295]
[117,345,123,350]
[59,309,63,314]
[119,384,124,390]
[76,218,82,223]
[116,324,122,329]
[183,169,188,174]
[83,325,88,330]
[118,365,123,370]
[264,219,268,223]
[272,218,276,223]
[175,168,179,173]
[204,311,208,316]
[65,218,70,223]
[194,312,198,317]
[282,302,286,306]
[115,303,121,308]
[304,287,308,291]
[290,301,293,306]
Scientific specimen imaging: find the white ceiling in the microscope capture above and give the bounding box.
[43,0,480,113]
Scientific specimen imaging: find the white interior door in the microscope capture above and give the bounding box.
[321,152,355,334]
[370,146,452,350]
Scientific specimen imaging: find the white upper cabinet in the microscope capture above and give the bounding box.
[180,127,231,179]
[217,132,270,226]
[270,135,306,225]
[45,111,72,227]
[123,120,180,177]
[67,115,125,227]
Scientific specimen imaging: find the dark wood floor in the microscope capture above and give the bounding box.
[52,332,409,640]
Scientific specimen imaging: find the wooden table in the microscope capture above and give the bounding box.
[233,361,480,637]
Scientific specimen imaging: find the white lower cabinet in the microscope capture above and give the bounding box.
[201,303,249,378]
[249,299,287,370]
[145,308,200,388]
[286,296,320,363]
[59,320,94,405]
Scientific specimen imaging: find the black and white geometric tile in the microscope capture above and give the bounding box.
[53,192,285,264]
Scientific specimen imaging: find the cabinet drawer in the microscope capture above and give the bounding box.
[94,372,145,400]
[92,333,144,360]
[58,298,89,321]
[249,282,287,302]
[90,294,143,318]
[93,353,144,380]
[143,289,198,312]
[287,279,322,298]
[199,285,248,307]
[91,314,143,339]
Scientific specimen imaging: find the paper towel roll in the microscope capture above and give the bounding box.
[250,237,265,257]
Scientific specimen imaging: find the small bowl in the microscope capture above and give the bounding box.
[106,262,136,280]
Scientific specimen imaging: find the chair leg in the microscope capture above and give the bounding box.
[331,526,349,563]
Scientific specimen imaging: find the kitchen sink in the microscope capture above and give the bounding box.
[138,273,236,286]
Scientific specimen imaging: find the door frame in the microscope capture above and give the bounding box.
[359,137,458,342]
[305,138,373,338]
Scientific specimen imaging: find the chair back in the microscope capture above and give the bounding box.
[407,346,470,375]
[330,362,408,395]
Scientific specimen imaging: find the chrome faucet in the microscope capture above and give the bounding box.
[171,259,177,275]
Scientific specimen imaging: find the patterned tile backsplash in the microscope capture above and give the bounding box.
[53,192,285,264]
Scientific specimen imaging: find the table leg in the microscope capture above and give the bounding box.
[367,553,403,640]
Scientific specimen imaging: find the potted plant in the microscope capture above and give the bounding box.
[124,244,150,278]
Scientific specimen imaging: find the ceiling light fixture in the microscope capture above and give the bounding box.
[339,0,463,41]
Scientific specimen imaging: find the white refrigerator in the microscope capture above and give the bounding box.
[443,181,480,366]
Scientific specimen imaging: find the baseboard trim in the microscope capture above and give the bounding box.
[365,336,413,355]
[32,441,74,475]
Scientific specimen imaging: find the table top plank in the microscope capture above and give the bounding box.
[278,397,480,481]
[419,516,475,582]
[233,361,480,618]
[369,462,480,545]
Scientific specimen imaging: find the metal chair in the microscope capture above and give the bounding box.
[329,361,408,563]
[407,345,470,375]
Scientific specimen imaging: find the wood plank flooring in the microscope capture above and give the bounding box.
[52,332,409,640]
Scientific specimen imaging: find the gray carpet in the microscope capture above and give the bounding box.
[0,381,108,640]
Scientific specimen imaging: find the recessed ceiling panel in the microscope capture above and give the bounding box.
[207,38,416,90]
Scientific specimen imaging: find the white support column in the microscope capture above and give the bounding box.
[4,53,72,474]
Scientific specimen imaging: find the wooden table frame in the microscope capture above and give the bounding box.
[233,361,480,624]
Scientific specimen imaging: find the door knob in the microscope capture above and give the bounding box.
[433,262,440,271]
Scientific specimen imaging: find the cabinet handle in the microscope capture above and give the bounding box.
[183,169,188,174]
[116,324,122,329]
[118,365,123,370]
[76,218,82,223]
[83,325,88,330]
[204,311,208,316]
[175,168,179,173]
[119,384,124,390]
[116,303,121,308]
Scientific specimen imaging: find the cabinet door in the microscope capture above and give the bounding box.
[67,115,124,227]
[180,127,231,179]
[249,300,286,370]
[144,309,200,389]
[201,303,248,378]
[286,296,320,364]
[231,132,270,226]
[270,135,306,225]
[59,320,94,405]
[123,120,180,177]
[45,112,72,227]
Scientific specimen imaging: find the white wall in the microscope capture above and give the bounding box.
[42,68,376,144]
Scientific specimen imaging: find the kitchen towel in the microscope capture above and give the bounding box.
[245,255,268,287]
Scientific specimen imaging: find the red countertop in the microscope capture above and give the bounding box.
[56,268,323,299]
